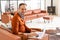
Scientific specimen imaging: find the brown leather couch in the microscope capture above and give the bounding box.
[24,9,48,21]
[1,9,48,22]
[0,26,21,40]
[0,25,43,40]
[0,25,49,40]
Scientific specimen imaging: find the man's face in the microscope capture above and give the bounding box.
[19,5,26,13]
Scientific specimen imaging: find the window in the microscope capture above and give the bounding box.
[10,1,17,11]
[41,0,45,10]
[1,1,7,12]
[21,0,41,10]
[24,0,40,10]
[1,0,46,13]
[19,0,45,10]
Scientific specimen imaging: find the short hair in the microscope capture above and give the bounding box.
[19,3,27,8]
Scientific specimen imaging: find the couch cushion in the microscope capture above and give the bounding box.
[0,23,12,33]
[0,27,21,40]
[37,13,46,18]
[33,9,41,14]
[24,10,32,16]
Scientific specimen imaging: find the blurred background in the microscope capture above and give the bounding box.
[0,0,60,20]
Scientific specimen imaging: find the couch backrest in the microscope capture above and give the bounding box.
[41,10,47,13]
[24,9,47,15]
[1,13,11,24]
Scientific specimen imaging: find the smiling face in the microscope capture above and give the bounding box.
[19,3,27,14]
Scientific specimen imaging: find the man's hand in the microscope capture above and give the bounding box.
[31,29,39,32]
[18,32,23,35]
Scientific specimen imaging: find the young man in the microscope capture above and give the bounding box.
[12,3,31,34]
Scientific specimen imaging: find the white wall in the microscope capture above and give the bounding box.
[53,0,58,15]
[53,0,60,16]
[58,0,60,16]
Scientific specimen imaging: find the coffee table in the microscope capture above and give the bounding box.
[25,16,60,40]
[25,16,60,30]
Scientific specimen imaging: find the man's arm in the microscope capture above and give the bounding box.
[12,18,19,35]
[18,17,25,25]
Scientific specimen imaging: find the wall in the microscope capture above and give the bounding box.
[58,0,60,16]
[53,0,60,16]
[53,0,58,15]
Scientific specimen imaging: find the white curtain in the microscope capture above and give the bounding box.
[1,1,7,13]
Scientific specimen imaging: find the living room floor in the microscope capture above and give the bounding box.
[0,16,60,40]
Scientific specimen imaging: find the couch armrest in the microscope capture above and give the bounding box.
[0,28,21,40]
[31,28,42,32]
